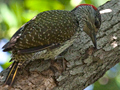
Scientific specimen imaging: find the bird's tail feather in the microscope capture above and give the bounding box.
[4,61,19,86]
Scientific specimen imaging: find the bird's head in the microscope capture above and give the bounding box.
[72,4,101,49]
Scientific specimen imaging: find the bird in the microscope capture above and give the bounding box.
[2,4,101,86]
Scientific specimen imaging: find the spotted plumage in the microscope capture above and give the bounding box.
[2,4,101,86]
[3,10,78,53]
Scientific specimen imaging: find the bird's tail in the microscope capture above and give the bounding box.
[4,61,19,86]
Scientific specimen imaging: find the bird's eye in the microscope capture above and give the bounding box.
[95,11,101,29]
[95,18,101,29]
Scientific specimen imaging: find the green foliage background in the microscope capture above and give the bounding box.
[1,0,120,90]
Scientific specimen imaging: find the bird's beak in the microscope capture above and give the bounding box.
[91,31,97,49]
[84,21,98,49]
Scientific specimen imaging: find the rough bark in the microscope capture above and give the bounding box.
[0,0,120,90]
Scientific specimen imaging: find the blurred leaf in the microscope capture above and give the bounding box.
[25,0,64,12]
[91,0,110,7]
[0,3,18,27]
[84,0,92,4]
[94,78,120,90]
[116,75,120,88]
[1,62,12,69]
[10,2,23,26]
[22,10,39,22]
[58,0,70,5]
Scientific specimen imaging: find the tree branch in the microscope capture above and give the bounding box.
[0,0,120,89]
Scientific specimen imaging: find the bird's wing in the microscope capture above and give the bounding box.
[2,10,78,54]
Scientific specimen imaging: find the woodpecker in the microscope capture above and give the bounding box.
[2,4,101,86]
